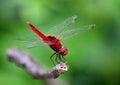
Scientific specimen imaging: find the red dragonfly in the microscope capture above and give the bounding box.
[16,16,95,64]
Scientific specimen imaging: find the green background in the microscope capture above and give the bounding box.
[0,0,120,85]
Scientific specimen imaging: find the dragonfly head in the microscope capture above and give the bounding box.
[59,47,68,56]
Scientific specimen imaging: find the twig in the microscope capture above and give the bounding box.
[6,48,68,79]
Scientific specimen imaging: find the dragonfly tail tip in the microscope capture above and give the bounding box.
[27,22,30,25]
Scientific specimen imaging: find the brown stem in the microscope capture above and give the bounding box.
[6,48,68,79]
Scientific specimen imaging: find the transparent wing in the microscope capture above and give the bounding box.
[47,15,78,36]
[58,24,96,40]
[15,36,47,48]
[26,40,46,48]
[15,35,40,42]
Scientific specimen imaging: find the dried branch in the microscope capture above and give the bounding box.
[6,48,68,79]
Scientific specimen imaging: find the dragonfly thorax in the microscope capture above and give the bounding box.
[47,36,60,43]
[59,47,68,56]
[47,36,68,56]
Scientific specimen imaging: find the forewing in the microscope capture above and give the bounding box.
[47,15,78,36]
[58,24,96,40]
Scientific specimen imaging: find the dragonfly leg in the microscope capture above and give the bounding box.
[57,53,65,62]
[50,52,56,65]
[56,50,66,63]
[55,54,59,63]
[56,52,59,63]
[61,56,66,62]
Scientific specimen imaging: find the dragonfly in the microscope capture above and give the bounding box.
[16,15,95,64]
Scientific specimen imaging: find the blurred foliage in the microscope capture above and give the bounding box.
[0,0,120,85]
